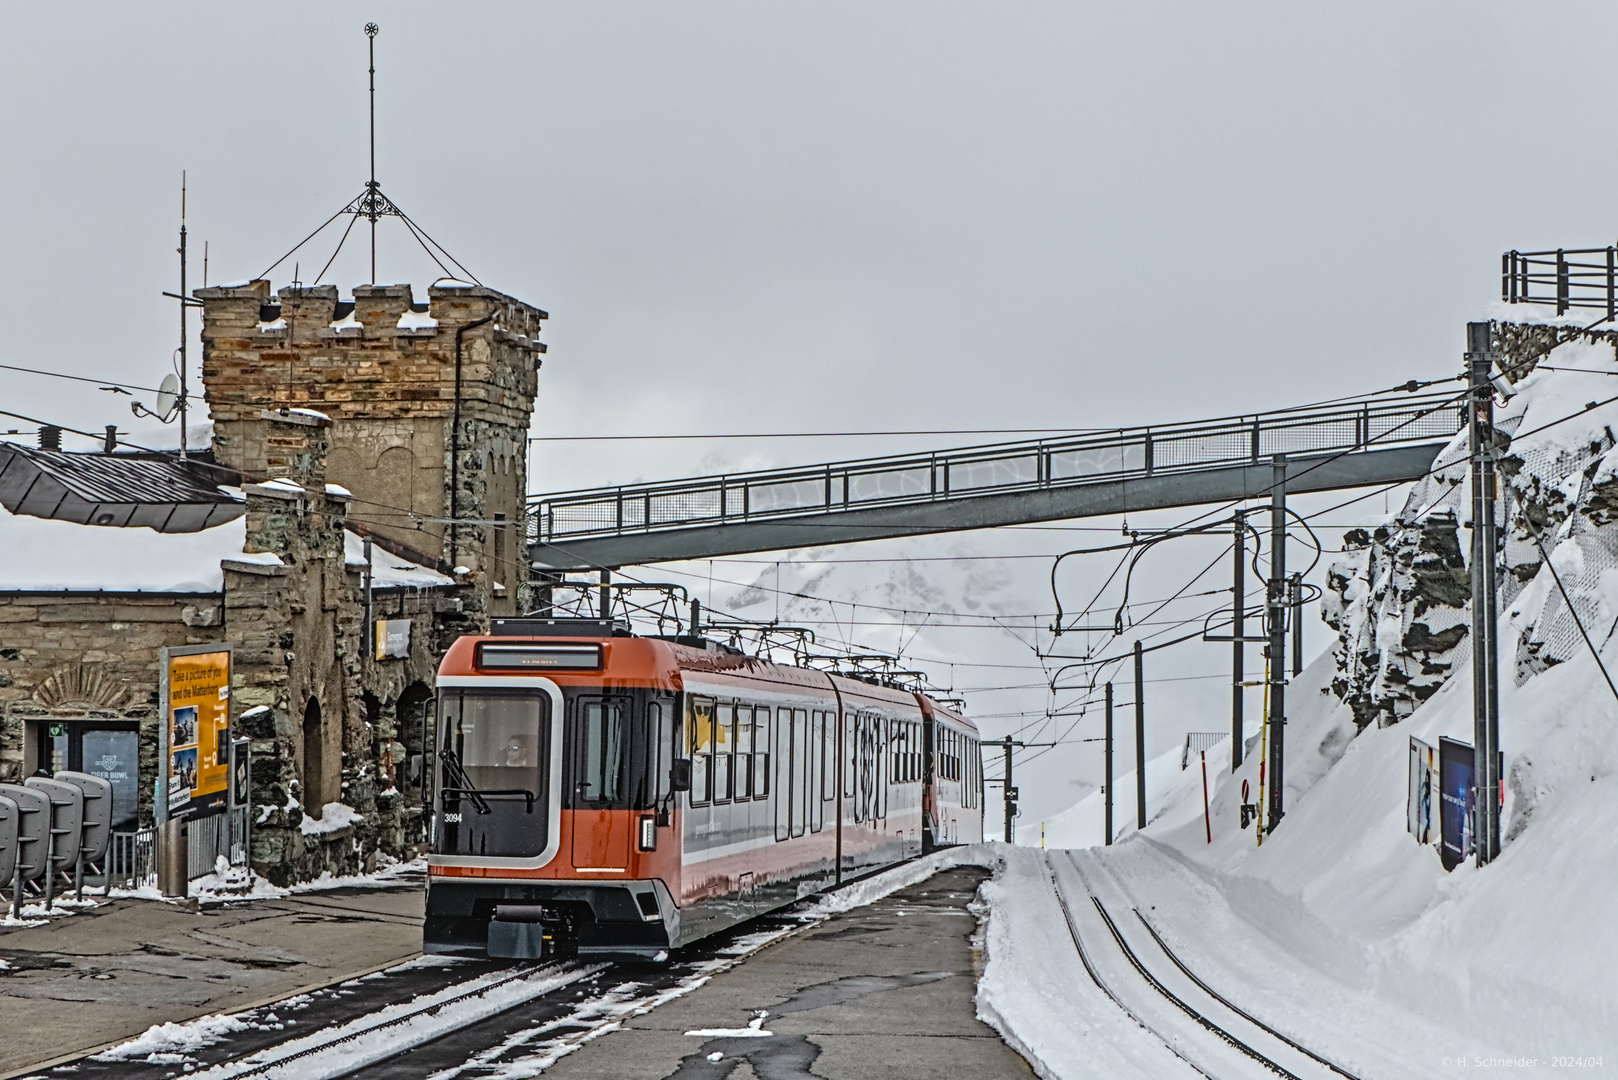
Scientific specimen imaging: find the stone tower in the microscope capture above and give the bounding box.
[197,279,547,617]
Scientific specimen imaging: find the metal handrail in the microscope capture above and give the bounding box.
[1502,246,1618,317]
[528,391,1463,545]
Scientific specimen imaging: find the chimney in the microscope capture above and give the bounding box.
[38,425,61,451]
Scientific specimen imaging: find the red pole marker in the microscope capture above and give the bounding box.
[1200,750,1212,844]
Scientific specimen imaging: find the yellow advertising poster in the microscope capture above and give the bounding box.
[164,647,232,820]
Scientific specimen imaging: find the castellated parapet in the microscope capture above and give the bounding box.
[197,279,547,617]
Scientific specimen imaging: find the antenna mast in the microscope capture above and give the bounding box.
[252,21,484,289]
[178,173,189,461]
[366,22,379,283]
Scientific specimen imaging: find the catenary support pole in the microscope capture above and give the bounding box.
[1468,321,1502,865]
[1267,455,1288,832]
[1232,513,1245,772]
[1104,682,1114,846]
[1002,737,1016,844]
[599,568,612,621]
[1135,640,1147,831]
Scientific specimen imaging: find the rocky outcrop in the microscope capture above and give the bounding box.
[1324,322,1618,728]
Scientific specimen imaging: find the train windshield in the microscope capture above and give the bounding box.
[433,690,551,858]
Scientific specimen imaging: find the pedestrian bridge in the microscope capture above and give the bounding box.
[527,390,1462,571]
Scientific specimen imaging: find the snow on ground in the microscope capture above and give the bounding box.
[984,337,1618,1073]
[995,628,1617,1072]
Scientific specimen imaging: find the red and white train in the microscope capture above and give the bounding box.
[424,620,984,962]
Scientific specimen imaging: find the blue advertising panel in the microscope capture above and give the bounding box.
[1438,736,1474,871]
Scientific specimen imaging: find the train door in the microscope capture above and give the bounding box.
[876,713,888,821]
[844,710,859,823]
[571,694,631,869]
[774,706,791,842]
[792,708,809,837]
[810,710,826,833]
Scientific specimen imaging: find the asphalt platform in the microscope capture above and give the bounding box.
[0,865,1032,1079]
[542,865,1034,1080]
[0,884,425,1077]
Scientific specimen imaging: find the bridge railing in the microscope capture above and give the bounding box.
[1502,247,1618,317]
[528,393,1462,546]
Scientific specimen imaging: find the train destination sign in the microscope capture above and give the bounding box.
[158,643,233,823]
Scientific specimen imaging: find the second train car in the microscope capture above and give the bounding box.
[423,619,984,961]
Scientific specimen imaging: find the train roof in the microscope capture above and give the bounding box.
[917,693,979,736]
[438,623,968,725]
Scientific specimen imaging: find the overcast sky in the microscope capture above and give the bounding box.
[5,3,1615,824]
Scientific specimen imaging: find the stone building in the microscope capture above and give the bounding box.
[0,276,546,884]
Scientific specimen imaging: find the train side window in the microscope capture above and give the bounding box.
[650,702,668,806]
[755,707,771,798]
[715,703,734,804]
[735,706,754,800]
[579,700,624,804]
[689,699,714,806]
[843,711,856,800]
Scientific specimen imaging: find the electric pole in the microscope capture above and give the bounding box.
[998,736,1022,843]
[1267,454,1288,832]
[1135,639,1147,831]
[1232,513,1245,772]
[1468,321,1502,865]
[1103,681,1113,845]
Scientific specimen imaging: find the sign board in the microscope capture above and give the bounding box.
[1407,736,1436,845]
[158,644,232,823]
[1437,736,1474,871]
[228,737,252,810]
[375,618,411,661]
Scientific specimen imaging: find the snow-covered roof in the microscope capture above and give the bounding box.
[0,509,453,593]
[343,531,455,589]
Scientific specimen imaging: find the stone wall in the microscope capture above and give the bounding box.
[0,594,220,820]
[197,279,546,620]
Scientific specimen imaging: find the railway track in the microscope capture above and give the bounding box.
[45,905,811,1080]
[1048,851,1363,1080]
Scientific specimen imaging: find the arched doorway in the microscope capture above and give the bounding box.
[302,696,324,817]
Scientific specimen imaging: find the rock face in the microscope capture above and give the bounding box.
[1324,322,1618,729]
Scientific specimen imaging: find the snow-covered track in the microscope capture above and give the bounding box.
[1050,852,1361,1080]
[190,961,596,1080]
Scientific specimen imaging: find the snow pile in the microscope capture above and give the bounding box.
[93,1012,253,1064]
[299,801,365,836]
[806,844,992,916]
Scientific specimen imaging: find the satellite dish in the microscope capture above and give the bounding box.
[155,374,180,418]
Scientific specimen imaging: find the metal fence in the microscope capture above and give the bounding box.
[188,806,252,880]
[1182,732,1228,770]
[106,827,157,891]
[1502,247,1618,316]
[529,392,1463,546]
[103,807,250,891]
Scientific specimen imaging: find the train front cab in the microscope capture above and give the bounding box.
[424,634,687,963]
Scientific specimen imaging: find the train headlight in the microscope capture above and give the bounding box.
[638,813,657,852]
